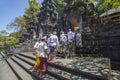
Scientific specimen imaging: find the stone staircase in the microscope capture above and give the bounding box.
[0,39,120,80]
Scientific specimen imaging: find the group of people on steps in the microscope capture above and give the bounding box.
[31,28,82,79]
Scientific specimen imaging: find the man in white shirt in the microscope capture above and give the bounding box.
[60,31,67,43]
[60,31,67,54]
[67,29,74,42]
[47,31,60,61]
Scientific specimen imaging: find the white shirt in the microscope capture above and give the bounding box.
[39,33,42,39]
[67,31,74,42]
[76,33,82,47]
[36,42,48,58]
[33,42,39,49]
[60,34,67,42]
[47,35,59,47]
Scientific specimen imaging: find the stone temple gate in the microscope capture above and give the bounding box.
[57,0,95,33]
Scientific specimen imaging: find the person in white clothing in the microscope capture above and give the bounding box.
[47,31,60,61]
[60,31,67,43]
[36,36,48,78]
[31,38,41,72]
[67,29,74,42]
[76,29,82,47]
[33,39,41,51]
[60,31,67,54]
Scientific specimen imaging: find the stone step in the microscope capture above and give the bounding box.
[16,54,35,64]
[19,52,109,80]
[0,53,3,59]
[15,53,59,80]
[8,57,33,80]
[0,54,18,80]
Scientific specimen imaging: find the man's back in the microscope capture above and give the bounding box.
[48,35,59,47]
[67,31,74,42]
[60,34,67,42]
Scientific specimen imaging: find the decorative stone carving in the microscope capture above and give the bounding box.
[38,0,58,34]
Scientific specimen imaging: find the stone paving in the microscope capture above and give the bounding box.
[51,57,110,78]
[111,70,120,80]
[50,57,120,80]
[20,52,120,80]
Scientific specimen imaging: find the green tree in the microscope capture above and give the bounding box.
[7,16,27,38]
[25,0,40,23]
[0,30,8,37]
[25,0,40,15]
[7,37,19,45]
[53,0,66,16]
[7,0,40,38]
[0,30,8,46]
[88,0,120,13]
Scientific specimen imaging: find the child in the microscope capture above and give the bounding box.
[31,39,41,72]
[32,51,40,71]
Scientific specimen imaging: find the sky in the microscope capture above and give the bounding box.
[0,0,43,34]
